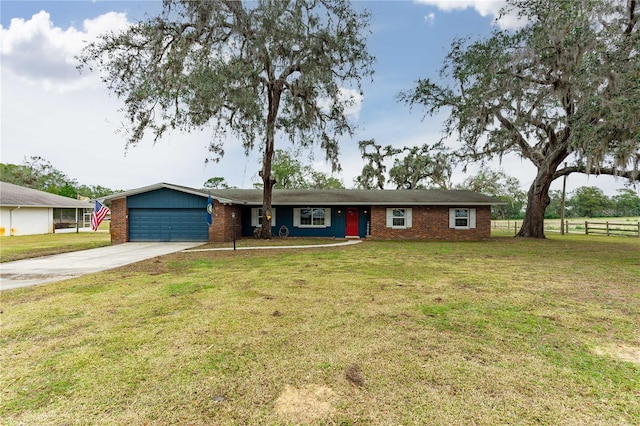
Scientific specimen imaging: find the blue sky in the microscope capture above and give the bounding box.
[0,0,632,195]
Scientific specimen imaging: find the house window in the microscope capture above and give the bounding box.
[251,208,276,227]
[293,208,331,228]
[386,208,412,229]
[393,208,406,227]
[449,208,476,229]
[455,209,469,227]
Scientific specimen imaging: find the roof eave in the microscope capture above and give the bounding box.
[240,201,505,206]
[0,204,93,208]
[103,182,234,204]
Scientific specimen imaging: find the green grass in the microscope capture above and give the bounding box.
[1,235,639,425]
[0,232,111,262]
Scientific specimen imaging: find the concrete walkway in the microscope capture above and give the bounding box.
[184,239,362,252]
[0,242,202,291]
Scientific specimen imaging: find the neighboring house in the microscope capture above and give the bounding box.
[104,182,504,243]
[0,182,94,236]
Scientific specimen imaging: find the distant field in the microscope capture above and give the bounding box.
[492,216,640,236]
[1,235,638,425]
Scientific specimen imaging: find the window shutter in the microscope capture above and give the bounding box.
[293,208,300,227]
[324,208,331,227]
[386,208,393,227]
[251,208,259,227]
[470,208,476,229]
[449,208,456,228]
[406,208,412,228]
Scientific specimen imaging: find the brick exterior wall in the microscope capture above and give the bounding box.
[109,198,128,244]
[209,202,242,242]
[369,205,491,241]
[109,195,491,243]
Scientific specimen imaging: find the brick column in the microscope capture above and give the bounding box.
[209,202,242,242]
[109,198,128,244]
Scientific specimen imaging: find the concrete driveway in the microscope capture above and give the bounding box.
[0,242,202,291]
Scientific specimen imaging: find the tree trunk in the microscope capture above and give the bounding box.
[259,84,281,239]
[516,167,556,238]
[259,147,276,239]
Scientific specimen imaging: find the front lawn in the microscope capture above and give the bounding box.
[0,232,111,262]
[1,235,638,425]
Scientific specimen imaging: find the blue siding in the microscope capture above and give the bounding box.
[240,205,370,238]
[128,188,206,209]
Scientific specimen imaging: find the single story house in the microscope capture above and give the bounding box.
[103,182,504,243]
[0,182,94,236]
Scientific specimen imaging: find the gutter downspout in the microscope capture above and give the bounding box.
[10,206,21,236]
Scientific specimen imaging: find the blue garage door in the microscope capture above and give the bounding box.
[129,208,208,242]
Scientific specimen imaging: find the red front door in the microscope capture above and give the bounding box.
[346,208,359,237]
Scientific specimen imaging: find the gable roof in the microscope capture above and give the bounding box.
[104,183,504,206]
[103,182,234,204]
[0,182,93,208]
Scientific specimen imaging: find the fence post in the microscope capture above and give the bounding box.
[514,222,518,236]
[637,222,639,238]
[585,221,589,235]
[606,221,610,236]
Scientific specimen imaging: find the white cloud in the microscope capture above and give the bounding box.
[424,12,436,25]
[416,0,505,16]
[414,0,526,29]
[0,10,129,93]
[317,87,364,120]
[338,88,364,118]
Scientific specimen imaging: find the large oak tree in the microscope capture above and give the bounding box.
[79,0,373,238]
[402,0,639,238]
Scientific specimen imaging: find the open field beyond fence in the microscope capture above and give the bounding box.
[1,235,639,425]
[492,217,640,237]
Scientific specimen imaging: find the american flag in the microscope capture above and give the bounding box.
[91,200,110,231]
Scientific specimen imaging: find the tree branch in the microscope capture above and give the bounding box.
[493,110,544,165]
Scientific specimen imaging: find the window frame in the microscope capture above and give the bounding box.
[386,207,412,229]
[293,207,331,228]
[449,208,476,229]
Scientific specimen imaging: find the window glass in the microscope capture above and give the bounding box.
[300,208,325,226]
[455,208,469,227]
[392,208,405,227]
[300,208,312,225]
[312,208,325,225]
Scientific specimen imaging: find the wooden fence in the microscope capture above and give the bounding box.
[565,221,640,237]
[492,220,640,237]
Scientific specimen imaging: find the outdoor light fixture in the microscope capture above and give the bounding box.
[231,211,236,250]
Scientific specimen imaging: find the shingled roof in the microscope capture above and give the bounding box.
[205,188,503,205]
[105,183,503,206]
[0,182,93,209]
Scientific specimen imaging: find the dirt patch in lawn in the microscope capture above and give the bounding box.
[594,344,640,365]
[274,384,336,423]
